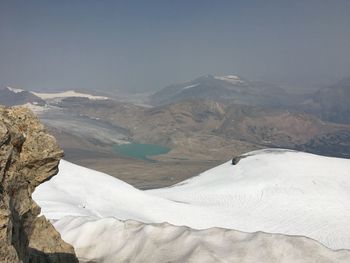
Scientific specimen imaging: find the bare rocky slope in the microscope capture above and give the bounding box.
[300,77,350,124]
[56,98,350,159]
[149,74,292,107]
[0,106,78,262]
[33,96,349,189]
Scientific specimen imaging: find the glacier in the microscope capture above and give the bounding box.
[33,149,350,262]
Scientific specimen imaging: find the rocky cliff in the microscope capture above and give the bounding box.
[0,106,78,262]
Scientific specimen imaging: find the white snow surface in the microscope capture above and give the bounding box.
[215,75,244,84]
[32,90,108,100]
[33,149,350,256]
[182,83,199,90]
[52,216,350,263]
[6,86,25,93]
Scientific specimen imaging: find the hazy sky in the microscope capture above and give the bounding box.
[1,0,350,93]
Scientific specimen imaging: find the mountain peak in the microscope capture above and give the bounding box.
[6,86,25,93]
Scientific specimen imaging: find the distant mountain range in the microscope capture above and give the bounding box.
[4,74,350,126]
[1,75,350,187]
[150,74,294,107]
[300,77,350,124]
[151,74,350,125]
[49,96,350,160]
[0,86,108,106]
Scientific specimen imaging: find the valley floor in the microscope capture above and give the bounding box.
[68,152,220,189]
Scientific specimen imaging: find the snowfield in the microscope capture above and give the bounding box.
[33,149,350,262]
[214,75,244,84]
[32,90,108,100]
[6,86,25,93]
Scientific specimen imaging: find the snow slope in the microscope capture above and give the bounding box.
[33,149,350,261]
[53,217,350,263]
[6,86,25,93]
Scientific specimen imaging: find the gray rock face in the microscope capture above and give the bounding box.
[0,106,78,263]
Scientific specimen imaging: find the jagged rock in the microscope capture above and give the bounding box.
[232,155,245,165]
[0,106,78,263]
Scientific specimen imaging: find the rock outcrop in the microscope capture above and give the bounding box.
[0,106,78,262]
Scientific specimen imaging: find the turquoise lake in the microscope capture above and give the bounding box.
[113,143,170,161]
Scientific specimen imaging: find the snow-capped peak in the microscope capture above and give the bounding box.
[6,86,25,93]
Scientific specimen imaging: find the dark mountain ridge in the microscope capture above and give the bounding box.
[0,87,45,106]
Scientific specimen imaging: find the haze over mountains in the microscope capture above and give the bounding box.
[150,74,293,107]
[300,77,350,124]
[1,74,350,189]
[151,74,350,125]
